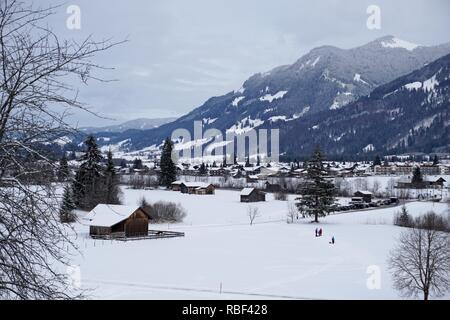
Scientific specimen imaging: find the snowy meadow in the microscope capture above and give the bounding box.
[69,187,449,300]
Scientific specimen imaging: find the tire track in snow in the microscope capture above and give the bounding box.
[84,279,319,300]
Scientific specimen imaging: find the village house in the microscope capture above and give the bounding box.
[374,164,395,175]
[180,182,215,195]
[353,190,373,203]
[209,167,228,176]
[419,164,440,176]
[83,204,150,238]
[170,180,184,191]
[396,177,447,189]
[240,188,266,202]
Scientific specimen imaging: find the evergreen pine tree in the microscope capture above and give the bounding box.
[296,147,336,223]
[57,154,70,182]
[159,138,177,187]
[373,155,382,166]
[133,158,143,170]
[432,155,439,165]
[103,150,121,204]
[60,185,76,223]
[72,135,104,210]
[199,162,207,175]
[397,205,411,227]
[411,167,423,184]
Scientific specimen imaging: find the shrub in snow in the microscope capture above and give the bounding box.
[274,191,287,201]
[140,197,186,222]
[393,205,412,228]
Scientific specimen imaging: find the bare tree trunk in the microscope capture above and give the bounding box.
[0,0,122,299]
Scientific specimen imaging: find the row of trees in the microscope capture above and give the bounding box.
[60,136,122,222]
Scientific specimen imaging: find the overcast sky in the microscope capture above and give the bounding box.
[37,0,450,127]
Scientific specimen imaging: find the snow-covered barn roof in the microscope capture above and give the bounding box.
[83,204,141,227]
[182,182,212,188]
[355,190,373,195]
[240,188,255,196]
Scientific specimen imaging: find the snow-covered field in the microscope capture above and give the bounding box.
[70,188,449,300]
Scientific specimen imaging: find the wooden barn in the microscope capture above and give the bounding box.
[353,191,373,203]
[170,180,183,191]
[180,182,215,195]
[240,188,266,202]
[84,204,150,238]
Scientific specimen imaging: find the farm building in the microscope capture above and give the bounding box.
[180,182,215,195]
[240,188,266,202]
[353,191,373,203]
[170,180,183,191]
[84,204,150,238]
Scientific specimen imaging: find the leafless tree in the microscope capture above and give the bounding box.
[371,179,381,195]
[0,1,122,299]
[388,222,450,300]
[247,206,260,226]
[286,201,297,224]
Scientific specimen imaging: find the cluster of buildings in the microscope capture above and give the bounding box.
[170,181,215,195]
[374,163,450,176]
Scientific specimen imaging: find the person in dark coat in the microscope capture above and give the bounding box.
[315,228,318,237]
[331,236,335,244]
[319,228,323,237]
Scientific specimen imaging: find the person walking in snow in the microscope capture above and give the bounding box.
[315,228,318,237]
[331,236,335,244]
[319,228,323,237]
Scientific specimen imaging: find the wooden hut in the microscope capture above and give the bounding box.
[84,204,150,238]
[171,180,183,191]
[240,188,266,202]
[353,191,373,203]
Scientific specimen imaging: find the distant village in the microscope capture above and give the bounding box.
[53,150,450,199]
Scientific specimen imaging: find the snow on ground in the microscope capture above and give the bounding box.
[70,188,449,300]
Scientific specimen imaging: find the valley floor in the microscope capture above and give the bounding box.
[71,188,449,300]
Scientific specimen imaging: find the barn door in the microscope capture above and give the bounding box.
[125,219,148,237]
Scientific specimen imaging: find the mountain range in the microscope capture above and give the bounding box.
[74,36,450,160]
[80,117,176,134]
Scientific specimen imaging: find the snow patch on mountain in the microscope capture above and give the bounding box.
[363,144,375,153]
[403,74,439,93]
[203,117,218,125]
[268,115,287,122]
[311,56,321,67]
[231,96,245,107]
[353,73,369,85]
[226,117,264,135]
[259,91,288,103]
[381,37,419,51]
[423,74,439,92]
